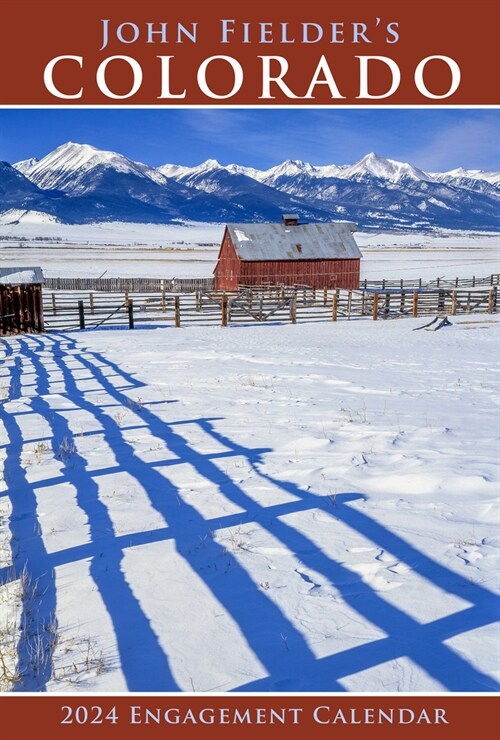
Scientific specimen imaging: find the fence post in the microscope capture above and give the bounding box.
[372,292,379,320]
[78,300,85,330]
[451,291,458,315]
[412,291,418,318]
[384,293,391,318]
[51,292,57,315]
[89,292,94,314]
[36,287,44,333]
[221,293,228,326]
[487,287,495,314]
[332,292,338,322]
[127,299,134,329]
[472,275,476,287]
[195,291,201,312]
[14,287,21,333]
[290,293,297,324]
[161,288,166,313]
[174,296,181,327]
[347,291,352,320]
[323,287,327,307]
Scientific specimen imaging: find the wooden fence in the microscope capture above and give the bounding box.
[42,284,498,332]
[44,273,500,294]
[44,276,214,293]
[1,283,44,336]
[361,274,500,290]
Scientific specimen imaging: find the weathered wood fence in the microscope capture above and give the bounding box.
[361,274,500,290]
[42,283,498,332]
[0,284,44,336]
[43,273,500,294]
[44,276,214,293]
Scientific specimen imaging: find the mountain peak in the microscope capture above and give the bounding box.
[344,152,433,183]
[201,158,223,168]
[17,141,168,192]
[280,159,314,172]
[361,151,383,162]
[260,159,316,182]
[58,141,96,151]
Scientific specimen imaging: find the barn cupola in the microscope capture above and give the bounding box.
[282,213,299,226]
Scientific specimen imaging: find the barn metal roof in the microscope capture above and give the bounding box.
[227,222,362,261]
[0,266,45,285]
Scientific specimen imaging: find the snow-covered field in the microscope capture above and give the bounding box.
[0,226,499,693]
[1,313,499,693]
[0,221,498,280]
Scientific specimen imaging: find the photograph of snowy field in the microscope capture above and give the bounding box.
[1,301,498,692]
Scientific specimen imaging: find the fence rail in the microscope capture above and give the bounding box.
[42,283,498,332]
[43,274,500,294]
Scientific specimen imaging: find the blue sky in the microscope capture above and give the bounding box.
[1,108,499,171]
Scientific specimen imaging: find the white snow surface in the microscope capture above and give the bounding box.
[0,268,41,285]
[12,158,39,176]
[0,209,62,225]
[0,313,499,693]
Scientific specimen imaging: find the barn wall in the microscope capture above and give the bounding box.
[239,259,360,290]
[0,284,44,336]
[213,231,241,290]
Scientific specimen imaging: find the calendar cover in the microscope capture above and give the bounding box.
[0,1,498,738]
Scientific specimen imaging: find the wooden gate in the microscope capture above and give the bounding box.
[229,288,295,322]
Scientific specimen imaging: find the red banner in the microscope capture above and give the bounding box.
[0,0,498,105]
[1,695,499,739]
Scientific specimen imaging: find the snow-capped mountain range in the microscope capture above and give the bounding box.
[3,142,499,231]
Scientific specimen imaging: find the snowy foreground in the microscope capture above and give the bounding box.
[0,315,499,693]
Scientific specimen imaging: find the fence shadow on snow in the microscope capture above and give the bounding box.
[0,334,498,692]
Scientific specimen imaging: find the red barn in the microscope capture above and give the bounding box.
[214,216,362,291]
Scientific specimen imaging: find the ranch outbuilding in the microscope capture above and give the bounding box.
[0,266,45,335]
[213,216,362,291]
